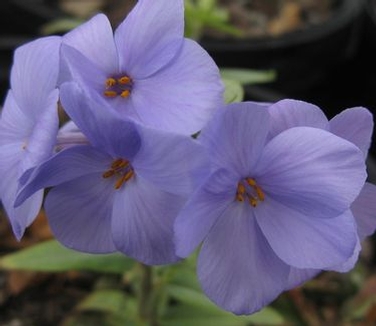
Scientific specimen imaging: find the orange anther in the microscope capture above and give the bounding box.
[249,197,258,207]
[104,90,118,97]
[118,76,132,84]
[114,170,134,189]
[102,170,115,178]
[105,77,117,88]
[120,90,131,98]
[246,178,257,187]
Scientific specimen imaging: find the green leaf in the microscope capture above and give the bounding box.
[63,290,139,326]
[163,284,285,325]
[41,18,84,35]
[0,240,134,274]
[221,69,276,85]
[77,290,128,314]
[223,78,244,103]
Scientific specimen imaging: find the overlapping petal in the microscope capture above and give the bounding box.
[255,127,366,218]
[351,183,376,240]
[198,203,290,315]
[329,107,373,157]
[175,169,238,257]
[132,124,209,196]
[60,82,141,158]
[0,91,32,143]
[45,174,116,253]
[130,39,223,134]
[255,198,358,269]
[16,145,111,206]
[114,0,184,78]
[21,89,59,173]
[10,36,61,113]
[199,103,270,175]
[63,14,118,73]
[267,99,329,139]
[112,176,183,265]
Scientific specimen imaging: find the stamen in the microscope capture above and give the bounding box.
[118,76,132,84]
[114,170,134,189]
[102,170,115,178]
[103,158,134,190]
[105,78,117,88]
[249,197,258,207]
[255,186,265,201]
[235,178,265,207]
[103,75,132,99]
[104,90,118,97]
[111,158,129,169]
[120,90,131,98]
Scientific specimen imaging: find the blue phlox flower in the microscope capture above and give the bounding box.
[0,36,61,239]
[60,0,224,135]
[16,82,209,265]
[174,102,367,315]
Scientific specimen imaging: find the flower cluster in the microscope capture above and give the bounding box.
[1,0,376,316]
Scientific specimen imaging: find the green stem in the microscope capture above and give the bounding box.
[138,263,157,325]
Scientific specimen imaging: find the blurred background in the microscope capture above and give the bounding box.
[1,0,376,325]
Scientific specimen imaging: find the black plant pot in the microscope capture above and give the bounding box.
[200,0,366,105]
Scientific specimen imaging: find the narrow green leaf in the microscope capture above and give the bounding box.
[223,78,244,104]
[164,284,284,325]
[221,69,276,85]
[77,290,128,314]
[0,240,134,274]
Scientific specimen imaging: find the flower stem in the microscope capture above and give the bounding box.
[138,263,157,325]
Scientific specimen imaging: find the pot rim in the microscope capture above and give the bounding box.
[200,0,366,51]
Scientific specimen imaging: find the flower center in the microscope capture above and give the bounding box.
[235,178,265,207]
[102,158,134,190]
[103,75,133,99]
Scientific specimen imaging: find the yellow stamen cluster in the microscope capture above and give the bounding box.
[104,76,132,98]
[236,178,265,207]
[102,158,134,189]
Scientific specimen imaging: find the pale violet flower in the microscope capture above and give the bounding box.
[0,36,61,239]
[60,0,224,135]
[174,102,367,315]
[16,82,209,265]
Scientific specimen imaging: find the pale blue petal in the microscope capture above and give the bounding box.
[255,200,358,269]
[60,82,141,157]
[329,107,373,158]
[198,203,289,315]
[351,182,376,240]
[329,235,360,273]
[130,39,223,134]
[132,125,209,196]
[267,99,329,139]
[112,176,183,265]
[114,0,183,78]
[0,90,33,143]
[174,169,237,257]
[45,174,116,253]
[286,267,320,290]
[11,36,61,113]
[199,102,270,176]
[63,14,118,74]
[60,44,108,100]
[16,145,110,206]
[0,146,43,239]
[255,127,366,218]
[21,89,59,172]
